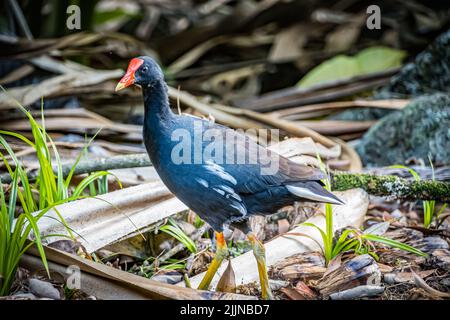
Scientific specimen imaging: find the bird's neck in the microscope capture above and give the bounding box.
[142,79,174,166]
[142,79,174,123]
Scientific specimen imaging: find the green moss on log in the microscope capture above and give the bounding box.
[331,172,450,202]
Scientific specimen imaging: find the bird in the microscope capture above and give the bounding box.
[116,56,343,299]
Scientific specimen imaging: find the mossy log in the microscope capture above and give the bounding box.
[332,172,450,202]
[1,153,449,202]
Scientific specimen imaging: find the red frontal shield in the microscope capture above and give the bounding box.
[115,58,144,91]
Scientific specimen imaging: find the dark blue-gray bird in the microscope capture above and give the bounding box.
[116,56,343,299]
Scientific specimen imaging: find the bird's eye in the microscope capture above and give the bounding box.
[142,66,148,72]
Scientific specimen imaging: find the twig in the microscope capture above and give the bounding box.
[270,99,409,118]
[412,270,450,298]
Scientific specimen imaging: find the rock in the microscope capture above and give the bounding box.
[377,30,450,99]
[356,93,450,166]
[28,278,61,300]
[329,285,384,300]
[315,254,381,297]
[330,30,450,121]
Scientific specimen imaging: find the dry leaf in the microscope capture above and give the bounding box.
[216,259,236,293]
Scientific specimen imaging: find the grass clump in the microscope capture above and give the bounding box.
[0,98,120,295]
[300,156,425,266]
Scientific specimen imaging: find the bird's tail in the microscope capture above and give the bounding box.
[286,181,345,205]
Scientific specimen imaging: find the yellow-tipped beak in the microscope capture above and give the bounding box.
[115,57,144,92]
[115,82,127,92]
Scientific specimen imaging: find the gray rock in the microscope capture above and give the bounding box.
[356,93,450,166]
[377,30,450,98]
[28,278,61,300]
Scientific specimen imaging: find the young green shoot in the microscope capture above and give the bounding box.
[160,218,197,254]
[390,161,447,228]
[299,155,425,266]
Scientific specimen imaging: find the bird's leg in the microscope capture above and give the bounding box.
[247,233,273,300]
[197,231,228,290]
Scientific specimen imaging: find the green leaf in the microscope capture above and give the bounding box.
[298,46,406,88]
[363,234,427,257]
[356,47,406,74]
[93,8,141,25]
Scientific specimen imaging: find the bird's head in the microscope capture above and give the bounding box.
[115,56,164,92]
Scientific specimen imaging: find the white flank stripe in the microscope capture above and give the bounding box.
[196,178,209,188]
[286,185,342,205]
[220,185,242,201]
[204,160,237,185]
[230,203,247,216]
[212,187,225,196]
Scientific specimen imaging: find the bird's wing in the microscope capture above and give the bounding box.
[200,120,325,194]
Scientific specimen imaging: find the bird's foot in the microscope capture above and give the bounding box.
[248,233,274,300]
[197,231,228,290]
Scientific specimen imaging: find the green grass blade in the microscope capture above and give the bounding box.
[389,165,421,182]
[363,234,426,257]
[160,219,197,253]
